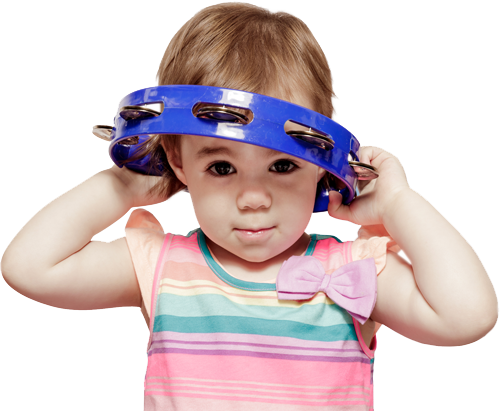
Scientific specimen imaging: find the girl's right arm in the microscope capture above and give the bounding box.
[1,166,164,310]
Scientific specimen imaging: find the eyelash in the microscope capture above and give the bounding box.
[207,159,299,176]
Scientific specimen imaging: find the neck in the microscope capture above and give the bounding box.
[205,233,311,282]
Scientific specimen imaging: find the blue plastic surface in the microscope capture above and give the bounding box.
[110,85,361,212]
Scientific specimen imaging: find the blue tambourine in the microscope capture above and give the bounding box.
[92,85,378,212]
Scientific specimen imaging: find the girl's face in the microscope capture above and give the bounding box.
[170,132,326,264]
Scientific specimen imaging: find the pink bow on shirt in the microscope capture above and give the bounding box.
[276,256,377,324]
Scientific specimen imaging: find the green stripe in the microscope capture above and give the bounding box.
[155,293,353,327]
[153,315,357,341]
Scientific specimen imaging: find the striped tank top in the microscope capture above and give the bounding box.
[128,211,376,410]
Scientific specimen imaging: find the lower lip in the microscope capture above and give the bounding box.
[234,227,275,242]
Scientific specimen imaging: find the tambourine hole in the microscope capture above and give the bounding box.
[320,172,347,191]
[192,102,254,125]
[117,136,140,146]
[285,120,334,151]
[119,103,163,121]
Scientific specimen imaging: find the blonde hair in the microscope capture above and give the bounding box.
[138,2,335,199]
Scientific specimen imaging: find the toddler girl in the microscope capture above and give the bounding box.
[2,3,497,411]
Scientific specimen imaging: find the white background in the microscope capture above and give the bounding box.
[1,1,499,410]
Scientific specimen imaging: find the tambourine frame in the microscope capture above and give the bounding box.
[101,85,374,212]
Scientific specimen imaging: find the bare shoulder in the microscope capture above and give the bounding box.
[4,237,141,310]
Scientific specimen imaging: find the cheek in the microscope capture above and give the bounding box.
[273,174,317,226]
[280,170,318,206]
[188,182,232,227]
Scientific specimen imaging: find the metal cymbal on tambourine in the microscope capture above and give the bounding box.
[286,128,335,151]
[195,105,250,124]
[348,161,379,180]
[92,125,113,141]
[119,105,162,121]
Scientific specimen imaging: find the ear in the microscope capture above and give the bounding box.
[317,167,327,183]
[166,149,188,186]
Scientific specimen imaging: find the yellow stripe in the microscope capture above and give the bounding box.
[160,278,277,297]
[145,387,369,402]
[145,381,370,397]
[159,284,332,307]
[146,376,368,391]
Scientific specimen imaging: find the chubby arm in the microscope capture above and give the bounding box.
[1,166,164,310]
[329,147,498,346]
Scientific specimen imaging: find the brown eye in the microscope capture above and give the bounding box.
[209,162,235,176]
[270,160,296,173]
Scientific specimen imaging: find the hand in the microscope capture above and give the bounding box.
[328,146,410,226]
[107,165,168,208]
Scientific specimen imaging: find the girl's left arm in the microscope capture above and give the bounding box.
[328,147,498,346]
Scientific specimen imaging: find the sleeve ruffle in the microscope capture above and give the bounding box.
[351,225,401,336]
[125,209,166,323]
[351,224,401,275]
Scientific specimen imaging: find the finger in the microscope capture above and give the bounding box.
[327,191,353,222]
[358,146,384,166]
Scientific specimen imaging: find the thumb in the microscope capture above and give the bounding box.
[327,191,353,222]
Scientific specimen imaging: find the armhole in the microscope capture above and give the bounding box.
[353,318,377,359]
[347,238,383,341]
[146,233,174,351]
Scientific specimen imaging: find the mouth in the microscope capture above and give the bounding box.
[234,226,275,241]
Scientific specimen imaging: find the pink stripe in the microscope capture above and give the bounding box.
[163,261,228,284]
[145,383,369,400]
[167,250,206,265]
[150,337,363,354]
[145,390,369,407]
[313,238,349,274]
[146,353,373,387]
[145,395,371,411]
[169,241,200,250]
[151,331,363,351]
[313,249,342,262]
[170,234,199,248]
[148,347,370,363]
[145,378,370,395]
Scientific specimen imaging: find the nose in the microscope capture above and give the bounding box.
[236,183,272,211]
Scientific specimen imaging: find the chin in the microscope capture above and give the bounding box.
[243,255,273,263]
[238,247,286,263]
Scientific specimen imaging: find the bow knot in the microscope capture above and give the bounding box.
[276,256,377,324]
[319,274,331,294]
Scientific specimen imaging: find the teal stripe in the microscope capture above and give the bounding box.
[186,229,198,237]
[155,293,353,327]
[153,315,357,342]
[314,234,342,243]
[304,234,317,255]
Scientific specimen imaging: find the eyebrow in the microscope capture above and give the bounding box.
[195,145,284,159]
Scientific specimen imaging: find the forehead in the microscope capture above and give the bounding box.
[267,89,315,112]
[182,135,284,159]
